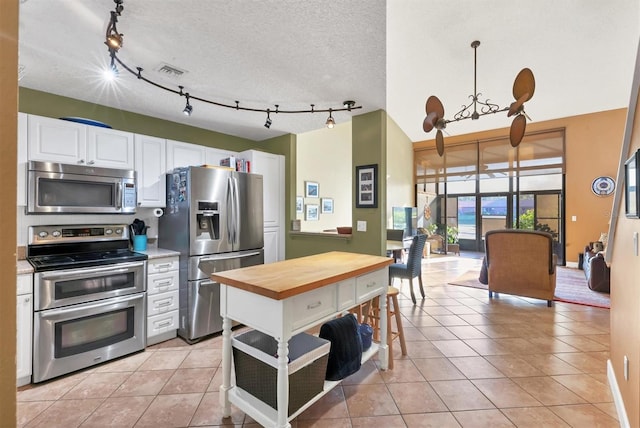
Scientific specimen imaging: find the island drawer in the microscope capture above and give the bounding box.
[356,270,387,302]
[291,285,337,330]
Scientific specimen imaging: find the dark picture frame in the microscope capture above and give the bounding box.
[625,149,639,218]
[356,164,378,208]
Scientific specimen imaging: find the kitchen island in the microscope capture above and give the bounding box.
[212,251,393,428]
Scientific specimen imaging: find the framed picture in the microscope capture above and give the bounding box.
[296,196,303,214]
[305,204,319,221]
[625,149,639,218]
[305,181,319,198]
[356,164,378,208]
[321,198,334,214]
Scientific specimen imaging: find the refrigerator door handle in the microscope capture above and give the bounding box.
[198,251,262,263]
[226,176,234,242]
[233,176,241,245]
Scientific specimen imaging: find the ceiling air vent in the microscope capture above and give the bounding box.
[154,63,187,79]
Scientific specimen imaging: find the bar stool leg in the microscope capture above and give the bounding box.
[391,293,407,356]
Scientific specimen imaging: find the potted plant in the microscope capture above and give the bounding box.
[445,225,460,255]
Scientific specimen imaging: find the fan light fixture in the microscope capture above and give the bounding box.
[103,0,361,129]
[423,40,535,156]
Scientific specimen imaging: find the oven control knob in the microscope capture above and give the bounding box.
[105,229,113,235]
[51,230,61,238]
[115,228,122,234]
[38,231,48,239]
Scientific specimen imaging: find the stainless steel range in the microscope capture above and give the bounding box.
[27,224,148,383]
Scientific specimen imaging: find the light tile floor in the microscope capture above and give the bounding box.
[16,253,618,427]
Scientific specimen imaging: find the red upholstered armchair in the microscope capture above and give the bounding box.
[484,229,557,307]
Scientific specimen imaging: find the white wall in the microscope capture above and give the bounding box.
[296,122,352,232]
[386,115,414,227]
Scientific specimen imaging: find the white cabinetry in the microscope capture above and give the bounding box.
[166,140,206,171]
[239,150,285,262]
[27,115,134,169]
[146,256,179,345]
[17,112,28,206]
[16,274,33,387]
[135,134,167,207]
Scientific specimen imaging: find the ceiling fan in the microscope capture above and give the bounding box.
[423,41,536,155]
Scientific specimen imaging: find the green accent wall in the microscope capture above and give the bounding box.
[19,87,257,151]
[286,110,389,258]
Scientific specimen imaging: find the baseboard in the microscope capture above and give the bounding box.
[608,359,630,428]
[565,261,579,269]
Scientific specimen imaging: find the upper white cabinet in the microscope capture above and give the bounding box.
[86,126,135,169]
[206,147,237,167]
[27,115,134,169]
[166,140,206,171]
[135,134,167,207]
[17,112,28,206]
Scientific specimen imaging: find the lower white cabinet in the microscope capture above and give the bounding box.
[17,274,33,387]
[146,256,179,345]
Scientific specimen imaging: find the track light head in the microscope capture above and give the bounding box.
[183,94,193,116]
[326,109,335,129]
[264,110,272,129]
[342,100,356,111]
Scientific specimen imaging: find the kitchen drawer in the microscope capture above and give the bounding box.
[337,278,356,310]
[147,310,178,338]
[356,270,387,302]
[17,274,33,296]
[147,290,179,316]
[291,285,337,331]
[147,270,179,295]
[148,257,179,274]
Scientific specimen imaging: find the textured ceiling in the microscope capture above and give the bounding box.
[17,0,640,143]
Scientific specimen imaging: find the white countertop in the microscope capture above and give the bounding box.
[17,260,33,275]
[138,247,180,259]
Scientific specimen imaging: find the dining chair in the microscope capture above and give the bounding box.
[389,234,427,304]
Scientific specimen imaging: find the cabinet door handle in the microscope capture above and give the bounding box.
[77,159,85,164]
[307,301,322,310]
[87,160,95,165]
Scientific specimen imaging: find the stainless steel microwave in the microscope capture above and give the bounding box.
[27,161,137,214]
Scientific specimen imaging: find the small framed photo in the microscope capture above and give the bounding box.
[321,198,334,214]
[296,196,303,214]
[305,181,319,198]
[305,204,319,221]
[356,164,378,208]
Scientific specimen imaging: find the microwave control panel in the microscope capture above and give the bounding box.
[123,183,137,208]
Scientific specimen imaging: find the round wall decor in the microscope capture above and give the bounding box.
[591,176,615,196]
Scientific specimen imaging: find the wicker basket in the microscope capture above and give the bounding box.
[232,330,330,416]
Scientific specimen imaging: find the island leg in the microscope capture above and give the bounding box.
[276,336,291,428]
[219,315,232,417]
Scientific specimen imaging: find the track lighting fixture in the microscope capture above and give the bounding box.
[326,109,335,129]
[183,93,193,116]
[264,110,272,129]
[103,0,362,130]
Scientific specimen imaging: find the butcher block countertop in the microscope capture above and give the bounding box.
[211,251,392,300]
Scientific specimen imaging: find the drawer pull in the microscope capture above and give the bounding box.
[154,280,173,287]
[366,281,377,288]
[307,301,322,310]
[155,300,172,307]
[154,263,173,269]
[156,320,172,327]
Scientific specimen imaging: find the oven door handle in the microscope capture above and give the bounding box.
[198,251,262,263]
[39,262,145,281]
[38,293,144,318]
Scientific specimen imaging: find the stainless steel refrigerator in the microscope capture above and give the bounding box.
[158,166,264,342]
